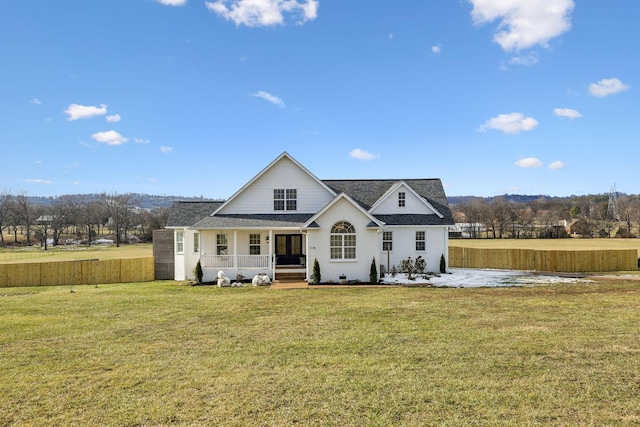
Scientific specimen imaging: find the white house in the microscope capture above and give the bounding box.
[166,152,455,283]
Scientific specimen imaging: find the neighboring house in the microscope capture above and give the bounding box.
[166,152,455,283]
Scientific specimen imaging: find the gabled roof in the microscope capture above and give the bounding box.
[322,179,454,225]
[211,152,336,216]
[369,180,444,218]
[303,193,384,229]
[166,200,224,228]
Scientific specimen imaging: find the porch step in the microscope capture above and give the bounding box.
[275,272,306,281]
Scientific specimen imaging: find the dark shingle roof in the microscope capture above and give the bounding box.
[192,213,315,229]
[322,179,454,225]
[166,200,224,227]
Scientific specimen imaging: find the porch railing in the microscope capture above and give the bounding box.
[200,255,271,270]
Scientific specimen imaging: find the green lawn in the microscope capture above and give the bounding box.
[2,281,640,426]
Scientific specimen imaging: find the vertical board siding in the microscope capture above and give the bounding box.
[0,257,155,288]
[448,247,637,272]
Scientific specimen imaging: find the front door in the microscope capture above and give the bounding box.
[275,234,303,265]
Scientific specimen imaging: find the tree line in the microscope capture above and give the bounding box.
[0,190,169,248]
[451,193,640,239]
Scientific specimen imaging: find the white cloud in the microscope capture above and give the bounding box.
[515,157,542,168]
[206,0,318,27]
[553,108,582,119]
[507,52,539,67]
[91,130,128,146]
[588,78,630,97]
[389,33,394,40]
[349,148,380,161]
[134,137,150,144]
[64,103,107,121]
[160,146,173,153]
[26,178,52,184]
[156,0,187,5]
[548,161,565,170]
[106,114,121,123]
[431,44,442,54]
[469,0,575,51]
[30,98,42,105]
[478,112,538,134]
[251,90,285,108]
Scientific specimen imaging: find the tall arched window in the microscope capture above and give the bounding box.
[330,221,356,259]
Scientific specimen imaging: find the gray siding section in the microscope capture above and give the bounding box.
[153,229,175,280]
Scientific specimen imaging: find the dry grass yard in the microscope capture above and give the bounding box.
[450,237,640,254]
[0,243,153,264]
[2,280,640,426]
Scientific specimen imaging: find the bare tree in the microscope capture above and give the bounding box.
[11,192,36,246]
[102,192,137,247]
[0,189,12,246]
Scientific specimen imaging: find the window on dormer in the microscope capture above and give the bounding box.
[274,188,297,211]
[398,192,406,207]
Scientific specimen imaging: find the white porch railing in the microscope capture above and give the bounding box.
[200,255,271,270]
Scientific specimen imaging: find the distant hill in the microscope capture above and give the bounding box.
[26,193,215,209]
[447,194,559,206]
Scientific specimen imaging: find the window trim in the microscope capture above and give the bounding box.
[398,192,406,208]
[415,230,426,252]
[274,188,297,211]
[330,221,356,260]
[216,233,228,255]
[176,231,184,254]
[193,232,200,253]
[249,233,261,255]
[382,231,393,252]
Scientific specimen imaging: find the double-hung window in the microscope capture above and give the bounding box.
[330,221,356,260]
[382,231,393,251]
[274,189,297,211]
[398,192,406,207]
[176,231,184,254]
[216,234,228,255]
[249,233,261,255]
[415,231,426,251]
[193,232,200,253]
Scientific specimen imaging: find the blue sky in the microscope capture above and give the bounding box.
[1,1,638,199]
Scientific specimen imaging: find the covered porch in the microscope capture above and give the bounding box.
[197,229,307,282]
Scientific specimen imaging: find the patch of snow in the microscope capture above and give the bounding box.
[381,268,591,288]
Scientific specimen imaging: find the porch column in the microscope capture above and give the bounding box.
[268,229,274,278]
[233,230,237,269]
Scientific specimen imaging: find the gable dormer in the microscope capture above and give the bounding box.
[214,152,336,215]
[369,181,443,217]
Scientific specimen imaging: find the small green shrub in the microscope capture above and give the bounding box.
[193,260,203,284]
[312,258,321,284]
[440,254,446,274]
[369,257,378,283]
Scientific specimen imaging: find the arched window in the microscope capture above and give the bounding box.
[330,221,356,259]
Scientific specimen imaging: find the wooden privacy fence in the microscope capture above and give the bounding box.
[449,247,638,273]
[0,257,155,288]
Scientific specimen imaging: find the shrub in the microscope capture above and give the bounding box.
[311,258,321,284]
[401,257,415,280]
[440,254,446,274]
[193,260,203,284]
[369,257,378,283]
[415,256,425,274]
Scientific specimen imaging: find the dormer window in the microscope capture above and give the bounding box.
[398,192,406,207]
[274,188,297,211]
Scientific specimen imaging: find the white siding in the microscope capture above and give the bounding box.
[378,226,449,274]
[371,183,437,215]
[218,156,334,214]
[306,198,380,282]
[174,228,201,281]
